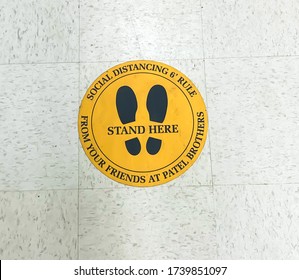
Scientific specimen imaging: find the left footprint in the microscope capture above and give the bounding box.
[116,86,141,156]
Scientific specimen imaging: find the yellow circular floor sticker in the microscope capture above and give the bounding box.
[79,60,208,187]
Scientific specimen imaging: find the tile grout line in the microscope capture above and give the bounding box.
[75,54,299,63]
[199,0,214,188]
[1,54,299,67]
[205,54,299,60]
[0,61,80,66]
[199,0,218,259]
[0,182,297,194]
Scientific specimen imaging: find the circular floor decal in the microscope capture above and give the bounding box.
[78,60,208,187]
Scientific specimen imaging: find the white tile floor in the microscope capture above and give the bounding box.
[0,64,78,191]
[0,0,299,259]
[79,187,215,259]
[0,0,79,63]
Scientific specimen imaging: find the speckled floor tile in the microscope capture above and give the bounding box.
[80,3,141,62]
[79,187,216,259]
[132,0,202,14]
[215,184,299,259]
[79,60,211,189]
[202,0,299,58]
[0,64,79,190]
[206,57,299,185]
[80,1,203,62]
[132,12,203,60]
[0,190,78,259]
[0,0,79,64]
[84,0,201,15]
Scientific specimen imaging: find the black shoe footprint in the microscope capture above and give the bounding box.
[116,86,141,156]
[146,85,168,155]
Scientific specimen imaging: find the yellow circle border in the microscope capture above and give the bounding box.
[78,60,208,187]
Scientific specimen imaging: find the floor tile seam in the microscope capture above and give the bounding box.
[200,0,218,259]
[212,182,299,187]
[199,0,214,189]
[0,61,80,67]
[1,182,298,193]
[0,188,79,193]
[77,185,213,191]
[1,55,299,67]
[205,54,299,60]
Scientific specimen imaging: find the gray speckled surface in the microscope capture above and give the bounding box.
[79,186,216,259]
[80,0,203,62]
[202,0,299,58]
[215,184,299,259]
[131,0,202,14]
[0,0,79,64]
[0,64,79,191]
[132,12,203,60]
[84,0,202,15]
[0,190,78,259]
[206,57,299,185]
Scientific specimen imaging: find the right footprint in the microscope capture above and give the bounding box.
[146,85,168,155]
[146,137,162,155]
